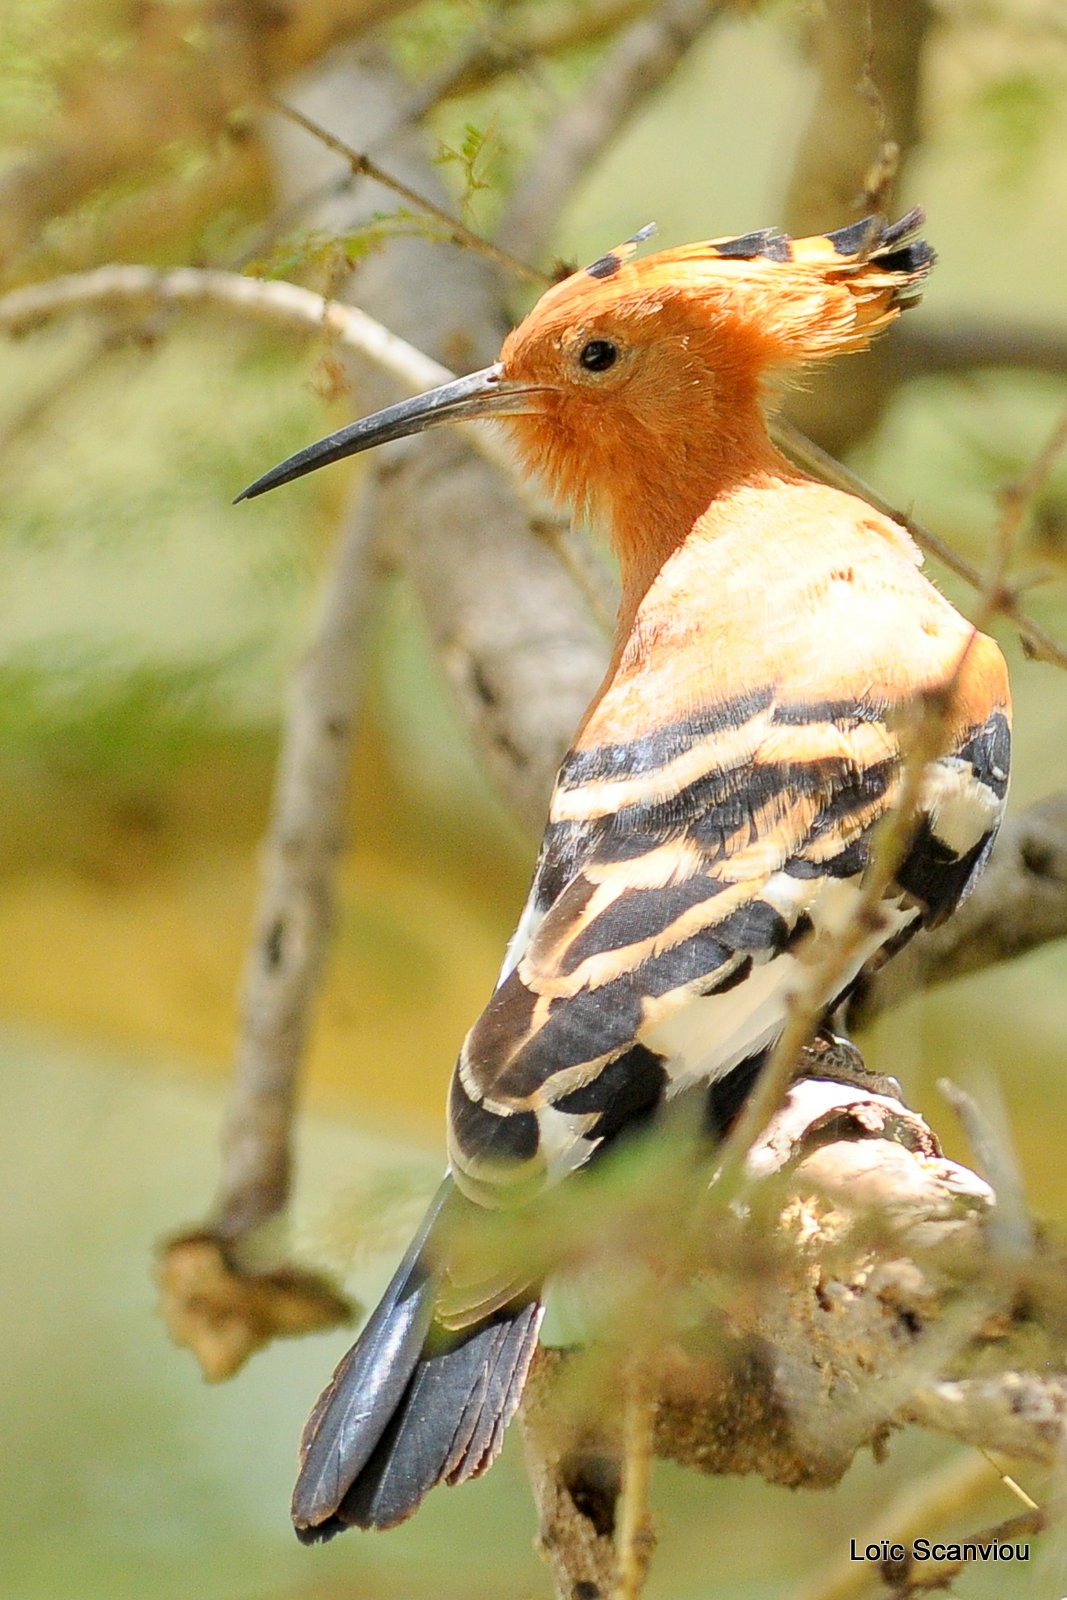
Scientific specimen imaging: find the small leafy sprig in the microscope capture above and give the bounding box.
[434,120,497,219]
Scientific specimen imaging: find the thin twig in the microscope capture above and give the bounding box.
[886,1507,1046,1596]
[0,263,455,380]
[614,1383,656,1600]
[901,317,1067,383]
[713,671,962,1204]
[7,266,1062,665]
[267,95,547,285]
[497,0,728,265]
[781,0,931,238]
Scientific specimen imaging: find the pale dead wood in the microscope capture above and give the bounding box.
[5,264,1064,695]
[12,236,1067,1404]
[711,676,958,1207]
[718,389,1050,1195]
[497,0,729,266]
[156,48,612,1377]
[520,410,1067,1598]
[0,264,456,388]
[0,259,606,622]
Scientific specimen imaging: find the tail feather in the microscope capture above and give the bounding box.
[333,1301,543,1532]
[291,1180,543,1541]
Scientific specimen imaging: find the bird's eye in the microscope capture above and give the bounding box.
[578,339,618,373]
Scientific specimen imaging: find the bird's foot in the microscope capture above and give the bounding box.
[798,1029,905,1104]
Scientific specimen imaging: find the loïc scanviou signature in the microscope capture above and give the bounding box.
[849,1537,1030,1565]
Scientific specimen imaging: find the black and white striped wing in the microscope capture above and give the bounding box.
[447,691,1010,1204]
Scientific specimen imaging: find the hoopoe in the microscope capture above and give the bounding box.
[239,209,1011,1538]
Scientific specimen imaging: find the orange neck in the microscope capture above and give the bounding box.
[603,413,802,636]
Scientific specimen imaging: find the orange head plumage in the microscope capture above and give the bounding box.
[497,211,932,547]
[238,209,933,595]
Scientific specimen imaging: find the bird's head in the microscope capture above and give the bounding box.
[237,210,933,571]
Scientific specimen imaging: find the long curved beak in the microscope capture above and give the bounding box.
[235,363,542,503]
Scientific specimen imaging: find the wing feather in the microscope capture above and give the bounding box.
[448,515,1012,1202]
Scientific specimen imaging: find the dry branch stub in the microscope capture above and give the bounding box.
[520,1069,1067,1600]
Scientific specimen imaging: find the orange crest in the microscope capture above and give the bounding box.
[515,208,933,372]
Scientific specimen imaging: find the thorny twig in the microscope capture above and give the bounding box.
[782,0,930,237]
[10,270,1062,667]
[518,1072,1067,1600]
[267,96,546,285]
[712,664,973,1207]
[156,490,382,1377]
[851,791,1067,1024]
[619,407,1067,1594]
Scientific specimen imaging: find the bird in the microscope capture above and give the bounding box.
[238,207,1011,1540]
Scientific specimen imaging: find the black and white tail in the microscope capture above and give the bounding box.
[291,1181,543,1539]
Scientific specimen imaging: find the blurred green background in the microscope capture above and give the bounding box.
[3,2,1067,1596]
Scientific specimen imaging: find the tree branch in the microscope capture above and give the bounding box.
[155,44,613,1378]
[157,488,382,1378]
[6,268,1066,998]
[0,259,619,626]
[263,48,612,826]
[520,1076,1066,1600]
[782,0,932,235]
[774,416,1067,672]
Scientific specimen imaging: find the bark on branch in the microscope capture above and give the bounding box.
[520,1076,1065,1600]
